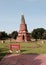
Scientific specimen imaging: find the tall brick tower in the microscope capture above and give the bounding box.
[16,15,31,42]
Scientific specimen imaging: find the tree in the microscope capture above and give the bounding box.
[8,34,12,38]
[0,31,8,40]
[8,31,18,39]
[31,28,45,40]
[42,31,46,39]
[12,31,18,39]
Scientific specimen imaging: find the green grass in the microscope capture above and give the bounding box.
[0,39,46,60]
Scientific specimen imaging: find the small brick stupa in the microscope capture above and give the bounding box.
[16,15,31,42]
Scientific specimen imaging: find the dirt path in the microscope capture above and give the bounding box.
[0,54,46,65]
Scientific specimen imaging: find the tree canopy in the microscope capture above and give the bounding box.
[31,28,46,39]
[8,31,18,39]
[0,31,8,40]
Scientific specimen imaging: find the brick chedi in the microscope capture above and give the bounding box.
[16,15,31,42]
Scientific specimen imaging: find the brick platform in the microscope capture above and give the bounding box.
[0,54,46,65]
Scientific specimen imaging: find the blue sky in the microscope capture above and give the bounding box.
[0,0,46,33]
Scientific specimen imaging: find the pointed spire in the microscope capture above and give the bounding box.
[21,15,25,24]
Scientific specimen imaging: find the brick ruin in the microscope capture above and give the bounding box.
[16,15,31,42]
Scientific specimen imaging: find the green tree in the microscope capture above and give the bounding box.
[8,31,18,39]
[31,28,45,40]
[0,31,8,40]
[42,31,46,39]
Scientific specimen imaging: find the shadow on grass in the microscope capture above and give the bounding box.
[22,53,39,55]
[20,50,26,53]
[0,52,11,61]
[20,49,40,55]
[20,50,27,54]
[0,48,10,61]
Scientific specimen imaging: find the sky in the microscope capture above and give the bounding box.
[0,0,46,34]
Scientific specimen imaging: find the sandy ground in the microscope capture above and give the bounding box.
[0,54,46,65]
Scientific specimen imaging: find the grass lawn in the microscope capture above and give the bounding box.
[0,39,46,60]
